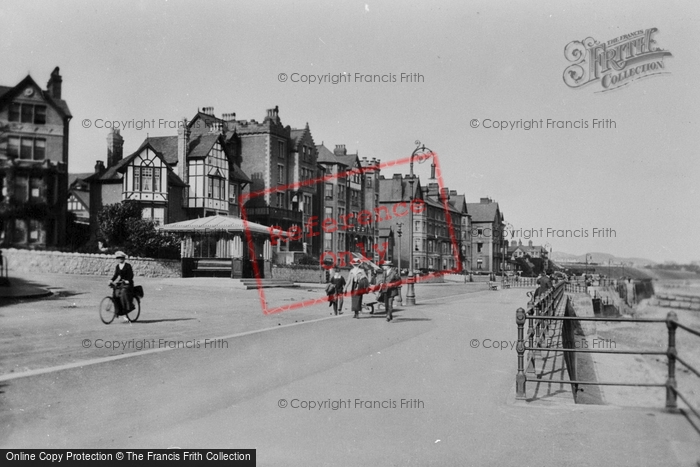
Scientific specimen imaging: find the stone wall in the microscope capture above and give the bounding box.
[1,248,181,278]
[271,265,325,283]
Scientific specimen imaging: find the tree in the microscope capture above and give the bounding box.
[96,201,180,259]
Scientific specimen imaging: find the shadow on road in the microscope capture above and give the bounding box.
[129,318,198,324]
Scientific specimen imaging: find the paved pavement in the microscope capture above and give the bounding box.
[0,273,698,466]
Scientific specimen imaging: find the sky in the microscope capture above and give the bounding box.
[2,0,698,263]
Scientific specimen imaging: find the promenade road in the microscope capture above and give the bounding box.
[0,273,698,466]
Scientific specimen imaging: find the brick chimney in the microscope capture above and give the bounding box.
[106,129,123,167]
[177,119,190,202]
[94,160,105,174]
[441,188,450,200]
[334,145,347,157]
[480,197,492,204]
[528,240,533,247]
[427,182,440,198]
[46,66,62,100]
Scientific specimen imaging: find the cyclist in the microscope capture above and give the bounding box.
[110,251,135,320]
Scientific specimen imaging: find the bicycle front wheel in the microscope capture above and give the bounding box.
[126,297,140,322]
[99,297,116,324]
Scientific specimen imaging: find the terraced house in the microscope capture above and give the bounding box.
[0,67,71,248]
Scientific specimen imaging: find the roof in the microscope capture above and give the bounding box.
[142,136,178,164]
[316,144,340,164]
[466,201,500,223]
[140,134,250,184]
[0,75,71,119]
[86,142,187,187]
[158,215,277,236]
[290,123,314,151]
[315,144,359,168]
[69,189,90,210]
[378,176,422,203]
[68,172,93,188]
[0,86,12,99]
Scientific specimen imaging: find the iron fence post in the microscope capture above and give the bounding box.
[516,307,526,399]
[666,311,678,410]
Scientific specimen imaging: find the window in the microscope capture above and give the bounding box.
[325,206,333,222]
[338,184,346,199]
[303,195,312,213]
[278,165,285,184]
[15,175,28,201]
[324,232,333,251]
[142,207,165,225]
[30,177,42,201]
[212,177,220,200]
[325,183,333,199]
[278,141,285,159]
[477,242,483,253]
[135,165,161,193]
[9,103,20,121]
[34,106,46,124]
[477,228,483,237]
[8,137,19,158]
[142,167,153,191]
[133,167,141,191]
[28,219,42,243]
[415,221,420,232]
[21,104,33,123]
[34,139,45,160]
[20,138,32,159]
[276,192,285,207]
[366,177,372,188]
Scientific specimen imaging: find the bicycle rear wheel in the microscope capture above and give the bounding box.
[125,297,140,322]
[99,297,116,324]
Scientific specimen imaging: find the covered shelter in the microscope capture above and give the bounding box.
[159,215,284,278]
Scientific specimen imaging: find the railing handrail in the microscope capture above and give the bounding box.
[515,283,700,426]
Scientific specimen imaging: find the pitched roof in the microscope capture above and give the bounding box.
[0,86,12,99]
[68,172,94,188]
[142,136,178,164]
[466,201,500,223]
[316,144,338,164]
[0,75,71,118]
[378,175,422,203]
[140,134,250,184]
[86,142,187,187]
[69,189,90,210]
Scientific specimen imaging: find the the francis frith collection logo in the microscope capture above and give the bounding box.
[563,28,672,92]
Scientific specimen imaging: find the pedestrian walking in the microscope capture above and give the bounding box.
[378,260,400,322]
[535,271,552,298]
[328,270,346,315]
[347,258,369,319]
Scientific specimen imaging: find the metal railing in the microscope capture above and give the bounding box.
[515,281,700,422]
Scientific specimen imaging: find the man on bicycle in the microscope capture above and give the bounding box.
[110,251,135,319]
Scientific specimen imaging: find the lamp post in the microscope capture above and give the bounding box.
[396,222,403,306]
[406,140,433,306]
[502,222,513,287]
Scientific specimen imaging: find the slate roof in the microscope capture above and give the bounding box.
[465,202,500,223]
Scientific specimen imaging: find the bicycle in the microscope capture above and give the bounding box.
[99,282,141,324]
